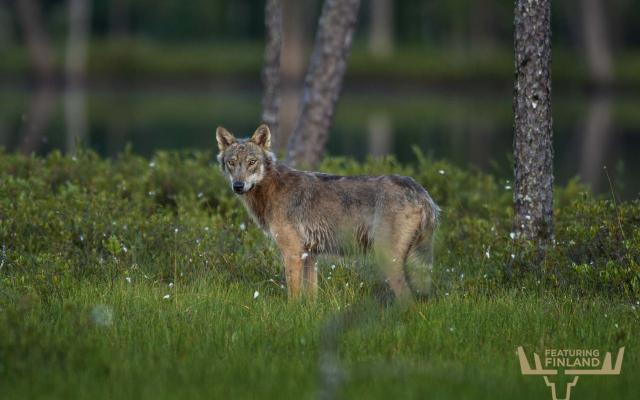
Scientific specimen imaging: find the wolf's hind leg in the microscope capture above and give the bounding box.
[405,237,434,297]
[375,208,426,302]
[373,225,414,303]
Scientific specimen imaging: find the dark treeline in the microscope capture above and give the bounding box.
[1,0,640,50]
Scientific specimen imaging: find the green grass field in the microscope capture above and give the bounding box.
[0,150,638,399]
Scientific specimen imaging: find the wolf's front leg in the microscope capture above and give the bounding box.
[282,251,303,298]
[302,255,318,299]
[272,225,305,299]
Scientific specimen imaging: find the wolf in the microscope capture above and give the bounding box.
[216,124,439,301]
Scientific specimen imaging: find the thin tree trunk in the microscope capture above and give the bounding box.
[15,0,55,81]
[261,0,283,144]
[513,0,554,244]
[579,94,612,191]
[369,0,393,57]
[580,0,613,86]
[286,0,361,168]
[277,0,309,152]
[15,0,56,154]
[65,0,91,154]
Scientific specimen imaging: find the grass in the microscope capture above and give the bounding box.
[0,149,639,399]
[1,281,637,399]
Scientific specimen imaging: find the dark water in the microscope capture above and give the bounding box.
[0,85,638,199]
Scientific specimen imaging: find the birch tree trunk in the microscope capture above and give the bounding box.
[261,0,282,143]
[286,0,361,168]
[513,0,554,245]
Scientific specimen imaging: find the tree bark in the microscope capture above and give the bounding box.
[261,0,283,144]
[65,0,91,154]
[580,0,613,86]
[286,0,361,168]
[513,0,554,244]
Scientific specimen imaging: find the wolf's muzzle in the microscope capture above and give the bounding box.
[233,181,245,194]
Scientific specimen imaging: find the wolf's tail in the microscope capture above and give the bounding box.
[406,194,439,297]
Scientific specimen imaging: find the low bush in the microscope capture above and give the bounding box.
[0,148,638,303]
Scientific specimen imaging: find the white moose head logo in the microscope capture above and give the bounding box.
[516,346,625,400]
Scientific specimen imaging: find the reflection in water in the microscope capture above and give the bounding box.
[468,112,494,170]
[579,94,613,191]
[64,0,91,154]
[368,113,392,157]
[19,84,55,154]
[0,88,637,198]
[65,87,87,154]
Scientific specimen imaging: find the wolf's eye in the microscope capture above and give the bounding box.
[227,160,235,167]
[248,159,257,166]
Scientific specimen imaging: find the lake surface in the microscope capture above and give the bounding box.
[0,85,638,199]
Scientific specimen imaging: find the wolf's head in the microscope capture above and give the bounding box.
[216,124,276,195]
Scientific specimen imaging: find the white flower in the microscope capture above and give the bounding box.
[510,232,516,240]
[505,185,512,190]
[301,252,309,260]
[125,277,131,283]
[331,264,336,270]
[239,223,246,231]
[163,294,171,300]
[253,290,260,299]
[485,250,490,259]
[438,169,445,175]
[168,282,174,288]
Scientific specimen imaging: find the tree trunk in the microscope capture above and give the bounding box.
[286,0,361,168]
[261,0,283,144]
[65,0,91,154]
[579,94,612,191]
[369,0,393,57]
[15,0,55,81]
[277,0,310,152]
[109,0,129,38]
[15,0,56,154]
[513,0,554,244]
[580,0,613,86]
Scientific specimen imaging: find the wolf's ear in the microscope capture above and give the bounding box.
[216,126,236,152]
[250,124,271,150]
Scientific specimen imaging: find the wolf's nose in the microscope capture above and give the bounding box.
[233,181,245,194]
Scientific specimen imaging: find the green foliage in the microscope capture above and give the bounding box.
[0,149,638,301]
